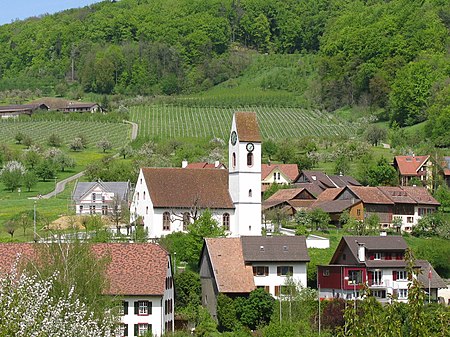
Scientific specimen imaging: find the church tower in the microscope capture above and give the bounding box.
[229,112,262,236]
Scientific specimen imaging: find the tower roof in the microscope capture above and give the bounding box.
[234,112,261,142]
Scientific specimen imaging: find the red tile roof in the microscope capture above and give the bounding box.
[205,238,255,293]
[185,162,226,169]
[266,188,307,202]
[261,163,299,181]
[0,243,169,296]
[235,112,261,142]
[347,186,394,204]
[142,168,234,209]
[315,188,344,202]
[394,155,429,176]
[377,186,417,204]
[400,186,440,206]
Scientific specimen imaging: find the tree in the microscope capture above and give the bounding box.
[0,160,26,192]
[217,293,238,332]
[53,152,76,172]
[0,266,116,336]
[14,132,24,144]
[262,139,278,161]
[174,270,201,310]
[334,155,350,175]
[14,210,32,236]
[48,133,62,147]
[70,137,85,151]
[35,159,57,182]
[308,208,331,231]
[3,218,18,237]
[364,125,387,146]
[366,157,398,186]
[235,288,275,330]
[96,138,113,153]
[23,135,33,148]
[23,171,38,192]
[22,147,42,169]
[119,144,133,159]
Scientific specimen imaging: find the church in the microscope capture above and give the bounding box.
[130,112,262,238]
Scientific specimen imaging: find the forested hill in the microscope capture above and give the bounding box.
[0,1,448,132]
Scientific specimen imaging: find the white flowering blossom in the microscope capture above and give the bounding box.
[44,147,63,159]
[0,160,26,175]
[0,262,118,337]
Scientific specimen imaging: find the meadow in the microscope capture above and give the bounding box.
[129,105,358,140]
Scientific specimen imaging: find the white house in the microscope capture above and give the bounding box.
[72,181,130,215]
[130,111,262,238]
[0,243,174,337]
[199,236,310,320]
[261,163,299,193]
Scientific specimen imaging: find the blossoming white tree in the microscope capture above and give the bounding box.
[0,263,118,336]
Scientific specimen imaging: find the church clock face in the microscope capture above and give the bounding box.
[231,131,237,145]
[246,142,254,152]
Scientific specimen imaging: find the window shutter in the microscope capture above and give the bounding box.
[134,301,139,315]
[134,324,138,336]
[265,286,270,292]
[408,272,412,281]
[370,253,374,260]
[252,267,257,276]
[123,301,128,315]
[264,267,269,276]
[275,286,280,296]
[148,301,152,315]
[393,271,397,281]
[277,267,281,276]
[124,324,128,336]
[368,271,373,285]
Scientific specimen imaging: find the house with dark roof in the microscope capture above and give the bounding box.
[200,236,310,320]
[261,163,299,192]
[72,180,131,216]
[0,103,49,118]
[318,236,446,303]
[293,170,361,194]
[0,243,174,337]
[393,155,432,188]
[131,112,263,238]
[262,187,316,216]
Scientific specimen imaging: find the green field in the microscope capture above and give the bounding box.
[129,105,358,140]
[0,119,131,147]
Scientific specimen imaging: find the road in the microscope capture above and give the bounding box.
[39,119,138,199]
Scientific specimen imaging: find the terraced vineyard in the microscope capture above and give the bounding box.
[129,105,357,140]
[0,119,131,147]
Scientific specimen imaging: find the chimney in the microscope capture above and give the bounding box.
[182,160,188,168]
[268,160,271,166]
[215,160,220,168]
[357,241,365,262]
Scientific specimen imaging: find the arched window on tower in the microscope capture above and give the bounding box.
[249,189,252,197]
[223,213,230,231]
[247,153,253,166]
[183,212,190,231]
[232,153,236,167]
[163,212,171,231]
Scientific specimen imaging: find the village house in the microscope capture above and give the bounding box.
[72,180,131,216]
[261,163,299,193]
[130,112,262,238]
[0,243,174,337]
[317,236,446,303]
[443,156,450,187]
[393,155,432,188]
[0,103,49,118]
[293,170,361,195]
[199,236,310,320]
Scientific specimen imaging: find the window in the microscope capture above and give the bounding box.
[372,270,382,285]
[253,266,269,276]
[257,285,270,292]
[277,266,293,276]
[89,205,96,214]
[247,153,253,166]
[273,172,277,181]
[121,301,128,316]
[342,254,346,261]
[248,189,252,197]
[134,323,151,336]
[79,205,83,213]
[134,301,151,315]
[397,270,407,280]
[143,191,146,200]
[117,324,128,337]
[183,212,190,231]
[102,195,106,203]
[102,205,108,215]
[372,290,386,298]
[398,289,408,299]
[137,192,139,200]
[374,252,382,260]
[357,209,361,216]
[275,285,294,297]
[163,212,171,231]
[232,153,236,167]
[222,213,230,231]
[277,172,280,180]
[92,193,96,202]
[348,270,362,284]
[140,178,142,184]
[407,217,413,223]
[323,269,330,277]
[146,206,148,215]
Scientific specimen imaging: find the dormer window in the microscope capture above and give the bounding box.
[312,175,317,181]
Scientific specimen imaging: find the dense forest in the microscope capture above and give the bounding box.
[0,0,448,143]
